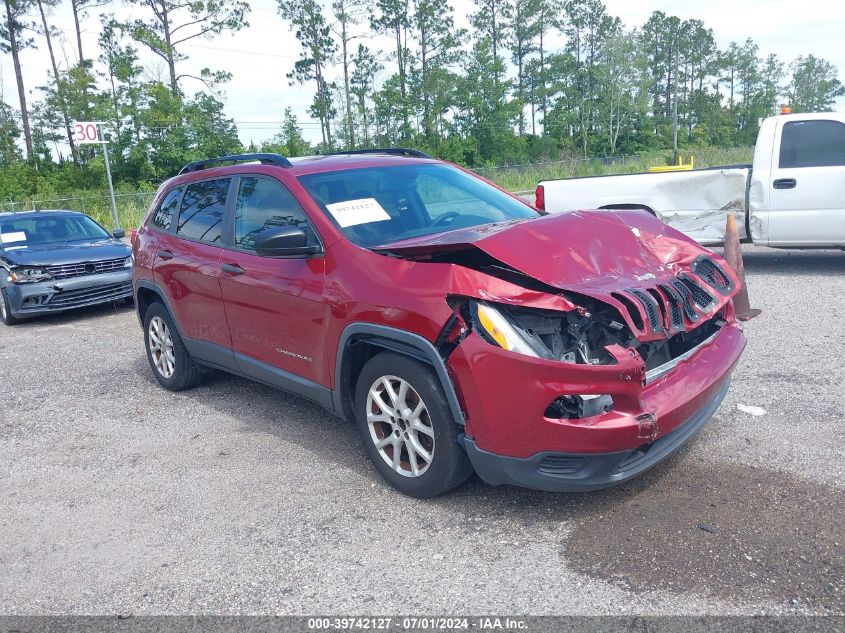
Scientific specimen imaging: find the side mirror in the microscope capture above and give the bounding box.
[254,226,319,257]
[112,228,126,239]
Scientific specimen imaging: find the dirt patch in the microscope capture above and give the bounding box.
[564,456,844,612]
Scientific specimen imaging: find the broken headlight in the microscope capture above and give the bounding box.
[468,299,624,365]
[9,267,53,283]
[470,301,541,357]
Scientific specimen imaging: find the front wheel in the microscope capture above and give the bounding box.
[143,302,205,391]
[0,288,19,326]
[354,352,472,498]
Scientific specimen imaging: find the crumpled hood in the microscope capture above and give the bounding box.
[377,210,712,289]
[376,209,740,340]
[1,239,131,267]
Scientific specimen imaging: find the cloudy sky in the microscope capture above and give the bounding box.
[1,0,843,146]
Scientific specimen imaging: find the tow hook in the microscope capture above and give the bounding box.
[52,283,64,292]
[637,413,659,441]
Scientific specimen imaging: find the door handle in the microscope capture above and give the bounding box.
[773,178,796,190]
[221,263,245,275]
[157,249,174,260]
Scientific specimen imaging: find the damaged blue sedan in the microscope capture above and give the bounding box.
[0,210,132,325]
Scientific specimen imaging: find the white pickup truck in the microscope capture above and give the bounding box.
[536,112,845,248]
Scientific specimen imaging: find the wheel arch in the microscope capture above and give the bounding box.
[333,323,465,426]
[598,203,658,216]
[134,280,180,333]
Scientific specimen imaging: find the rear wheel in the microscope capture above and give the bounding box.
[0,288,19,326]
[355,352,472,498]
[143,302,205,391]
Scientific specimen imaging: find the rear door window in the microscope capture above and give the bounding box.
[176,179,231,243]
[152,187,182,231]
[779,120,845,168]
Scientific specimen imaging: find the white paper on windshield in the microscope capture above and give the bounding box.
[325,198,390,228]
[0,231,26,244]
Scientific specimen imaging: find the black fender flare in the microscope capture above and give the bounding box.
[333,323,466,425]
[134,279,180,332]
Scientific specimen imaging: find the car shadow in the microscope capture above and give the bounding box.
[131,350,683,506]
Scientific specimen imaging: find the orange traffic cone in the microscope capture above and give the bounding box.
[723,214,761,321]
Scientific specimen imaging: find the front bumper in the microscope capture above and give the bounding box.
[5,269,132,317]
[446,316,745,491]
[460,378,730,492]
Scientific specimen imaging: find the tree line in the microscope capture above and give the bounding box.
[1,0,843,200]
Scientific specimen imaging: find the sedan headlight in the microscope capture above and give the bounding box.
[469,300,541,357]
[9,267,53,283]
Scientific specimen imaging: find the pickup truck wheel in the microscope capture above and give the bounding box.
[355,352,472,498]
[0,288,19,326]
[143,302,205,391]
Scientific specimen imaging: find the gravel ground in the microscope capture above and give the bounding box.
[0,245,842,616]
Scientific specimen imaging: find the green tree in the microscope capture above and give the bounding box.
[34,0,79,164]
[280,0,336,147]
[123,0,249,95]
[71,0,110,65]
[455,39,521,163]
[261,107,312,157]
[560,0,616,157]
[0,98,22,165]
[350,44,382,146]
[470,0,512,84]
[509,0,540,135]
[331,0,367,147]
[788,55,844,112]
[412,0,464,140]
[371,0,411,138]
[2,0,34,157]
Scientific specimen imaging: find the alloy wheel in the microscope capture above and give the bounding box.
[366,375,435,478]
[148,315,175,378]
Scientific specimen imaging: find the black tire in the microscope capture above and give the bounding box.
[0,288,19,326]
[143,302,205,391]
[354,352,473,498]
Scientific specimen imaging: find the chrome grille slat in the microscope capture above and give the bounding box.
[657,283,685,330]
[614,275,707,334]
[670,279,700,322]
[680,275,715,308]
[691,256,733,295]
[48,281,132,306]
[627,288,662,333]
[46,258,126,279]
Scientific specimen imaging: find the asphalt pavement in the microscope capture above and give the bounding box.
[0,245,842,616]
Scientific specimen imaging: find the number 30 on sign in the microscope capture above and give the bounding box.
[73,122,105,144]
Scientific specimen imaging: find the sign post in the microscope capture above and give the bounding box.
[73,121,121,230]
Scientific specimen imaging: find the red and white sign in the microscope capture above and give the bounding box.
[72,121,105,144]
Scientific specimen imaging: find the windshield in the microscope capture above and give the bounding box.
[0,215,111,248]
[297,163,538,247]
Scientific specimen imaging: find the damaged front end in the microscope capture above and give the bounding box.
[374,210,746,471]
[421,253,744,463]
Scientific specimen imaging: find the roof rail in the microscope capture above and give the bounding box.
[322,147,433,159]
[178,153,292,175]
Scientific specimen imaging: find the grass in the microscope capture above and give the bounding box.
[0,191,156,231]
[473,147,754,192]
[1,146,754,227]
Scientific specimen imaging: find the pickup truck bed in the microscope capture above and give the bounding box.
[536,112,845,249]
[538,165,752,246]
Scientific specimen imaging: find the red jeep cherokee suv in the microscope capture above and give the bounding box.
[132,150,746,497]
